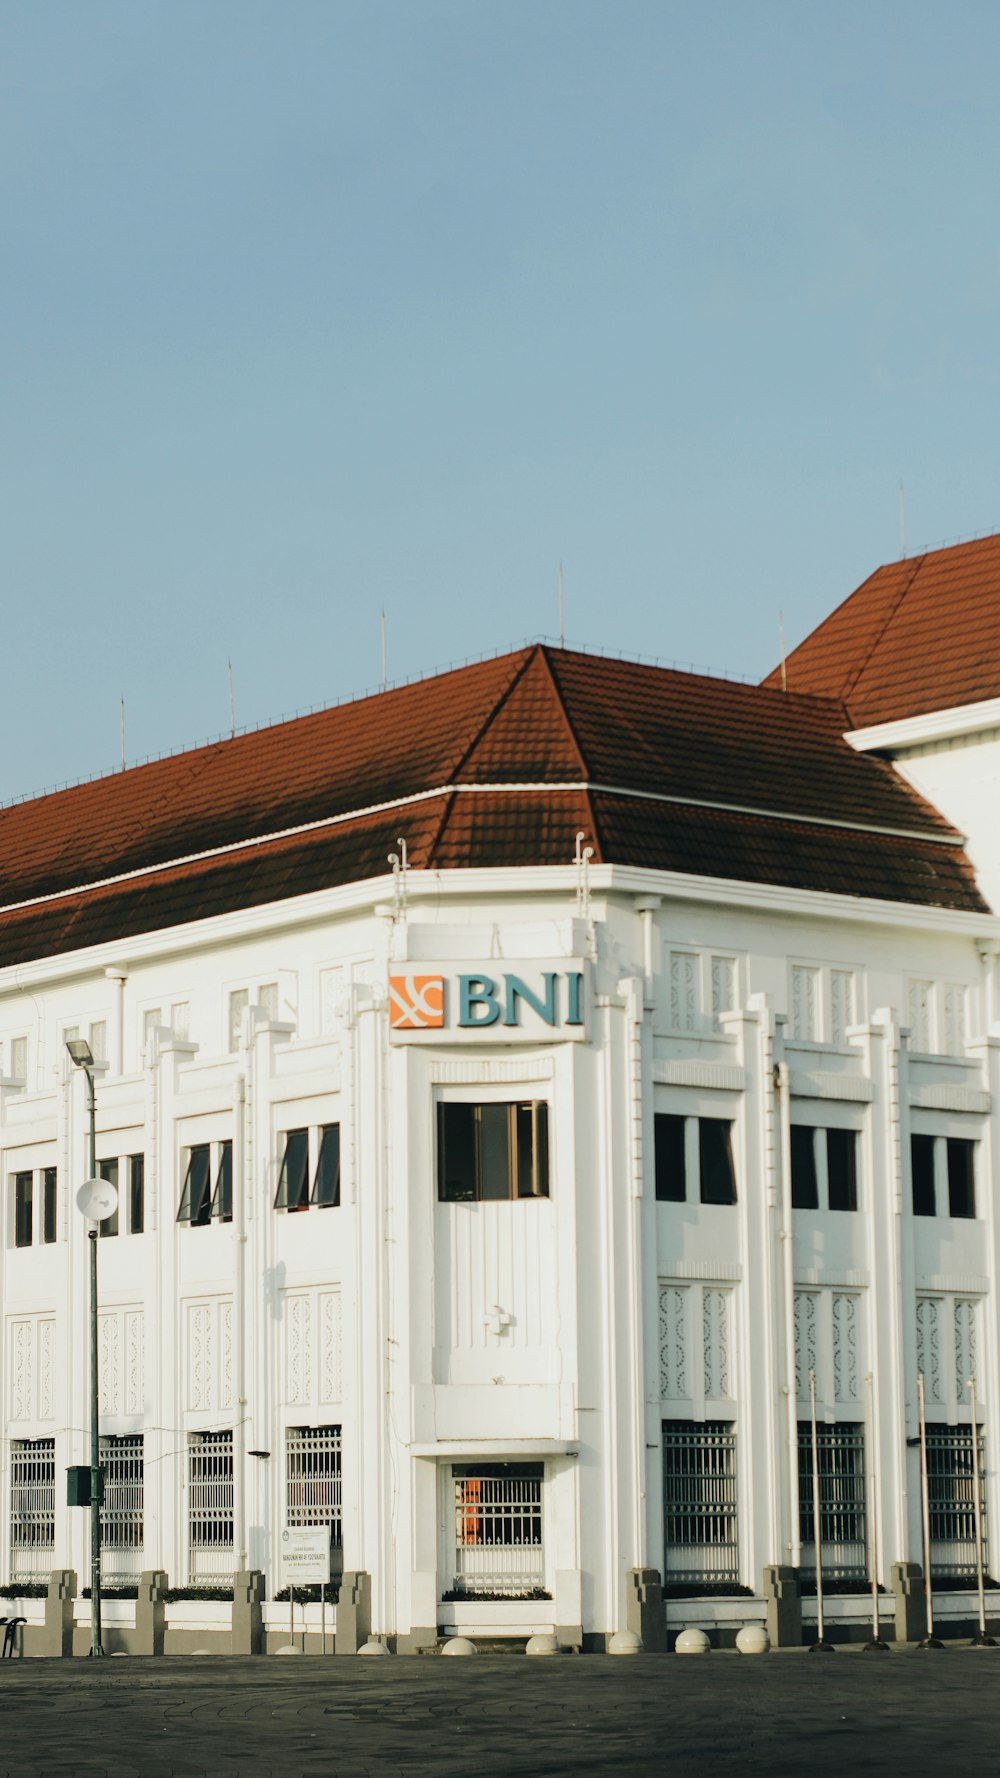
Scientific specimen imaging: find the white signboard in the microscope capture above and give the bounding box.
[279,1526,331,1587]
[388,959,587,1043]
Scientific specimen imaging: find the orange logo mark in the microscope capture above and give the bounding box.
[388,974,445,1029]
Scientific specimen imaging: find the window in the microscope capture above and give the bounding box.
[275,1129,309,1211]
[662,1421,738,1587]
[797,1422,867,1582]
[790,1127,858,1212]
[14,1171,32,1248]
[129,1154,145,1235]
[449,1463,544,1599]
[437,1102,549,1202]
[177,1142,232,1226]
[313,1126,340,1207]
[98,1159,119,1238]
[42,1167,57,1245]
[910,1135,977,1219]
[100,1434,143,1584]
[653,1115,736,1205]
[286,1426,343,1573]
[925,1424,986,1580]
[10,1438,55,1583]
[188,1431,234,1584]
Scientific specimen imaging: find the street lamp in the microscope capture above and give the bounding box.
[66,1039,118,1659]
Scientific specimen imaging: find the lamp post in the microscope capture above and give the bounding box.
[66,1039,117,1660]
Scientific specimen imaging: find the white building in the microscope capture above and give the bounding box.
[2,537,1000,1650]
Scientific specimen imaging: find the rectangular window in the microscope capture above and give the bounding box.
[14,1171,32,1248]
[791,1126,819,1209]
[41,1167,57,1245]
[10,1438,55,1583]
[826,1129,858,1212]
[286,1426,343,1572]
[129,1154,145,1235]
[228,989,248,1052]
[654,1113,686,1202]
[275,1129,309,1211]
[211,1141,233,1223]
[698,1120,737,1205]
[437,1102,550,1202]
[797,1422,867,1582]
[947,1138,976,1219]
[662,1421,738,1588]
[926,1424,986,1580]
[312,1126,341,1207]
[177,1145,212,1226]
[449,1462,544,1599]
[98,1159,119,1238]
[188,1430,234,1584]
[100,1433,144,1584]
[911,1133,936,1216]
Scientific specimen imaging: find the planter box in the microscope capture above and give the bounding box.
[73,1600,136,1629]
[438,1599,553,1637]
[0,1600,44,1626]
[164,1600,231,1633]
[262,1602,337,1632]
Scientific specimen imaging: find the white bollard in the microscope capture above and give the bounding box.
[675,1627,711,1655]
[735,1625,771,1655]
[607,1630,643,1655]
[358,1638,390,1656]
[525,1634,560,1657]
[440,1636,477,1656]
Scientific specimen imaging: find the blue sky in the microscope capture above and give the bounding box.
[2,0,999,801]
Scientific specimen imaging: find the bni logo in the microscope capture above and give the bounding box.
[388,973,445,1029]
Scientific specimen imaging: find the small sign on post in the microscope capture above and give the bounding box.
[279,1528,331,1653]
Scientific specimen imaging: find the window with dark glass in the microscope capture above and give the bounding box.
[275,1129,309,1211]
[129,1154,145,1235]
[437,1102,549,1202]
[211,1141,233,1223]
[177,1145,212,1226]
[654,1113,686,1202]
[312,1125,341,1207]
[98,1159,119,1238]
[947,1138,976,1219]
[826,1129,858,1212]
[699,1119,737,1204]
[41,1167,57,1245]
[911,1133,936,1216]
[791,1126,819,1209]
[14,1171,32,1248]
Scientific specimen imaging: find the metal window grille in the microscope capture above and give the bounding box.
[188,1431,234,1584]
[11,1439,55,1583]
[100,1434,144,1585]
[451,1463,544,1597]
[286,1427,343,1572]
[926,1424,987,1579]
[797,1422,867,1581]
[662,1421,739,1586]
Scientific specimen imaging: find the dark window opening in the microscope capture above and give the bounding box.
[947,1138,976,1219]
[275,1129,309,1211]
[911,1133,936,1217]
[211,1141,233,1223]
[791,1126,818,1209]
[129,1154,145,1235]
[312,1125,341,1207]
[699,1119,737,1205]
[826,1129,858,1213]
[14,1171,32,1248]
[177,1145,212,1226]
[98,1159,119,1237]
[41,1168,57,1245]
[654,1113,686,1202]
[437,1102,550,1202]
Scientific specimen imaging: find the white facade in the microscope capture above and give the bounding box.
[2,838,998,1643]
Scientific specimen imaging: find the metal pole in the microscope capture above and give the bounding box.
[968,1377,995,1646]
[321,1582,326,1658]
[86,1066,104,1657]
[916,1373,942,1648]
[863,1372,889,1650]
[809,1371,833,1651]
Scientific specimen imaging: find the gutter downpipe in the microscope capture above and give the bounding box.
[775,1060,800,1569]
[234,1072,248,1574]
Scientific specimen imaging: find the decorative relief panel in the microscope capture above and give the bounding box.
[281,1287,343,1411]
[795,1288,862,1404]
[829,970,856,1045]
[791,965,819,1041]
[916,1296,942,1403]
[668,952,698,1033]
[125,1312,144,1416]
[702,1289,731,1398]
[319,1290,342,1404]
[658,1285,688,1399]
[8,1315,56,1422]
[99,1313,120,1416]
[659,1281,732,1403]
[794,1291,818,1397]
[185,1298,233,1414]
[287,1294,312,1406]
[831,1293,859,1402]
[954,1298,977,1402]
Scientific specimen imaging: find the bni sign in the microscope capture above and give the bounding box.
[388,960,587,1043]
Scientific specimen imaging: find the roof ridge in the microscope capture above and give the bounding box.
[440,647,540,782]
[536,645,590,777]
[837,553,927,706]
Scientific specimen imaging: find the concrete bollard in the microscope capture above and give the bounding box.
[626,1567,666,1653]
[136,1570,167,1657]
[336,1572,371,1656]
[231,1570,265,1656]
[891,1561,925,1644]
[762,1565,802,1649]
[43,1570,76,1658]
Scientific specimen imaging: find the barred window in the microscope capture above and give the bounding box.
[100,1434,143,1584]
[188,1431,234,1584]
[449,1463,544,1599]
[11,1438,55,1583]
[286,1426,342,1571]
[797,1421,867,1581]
[926,1423,987,1580]
[662,1421,738,1587]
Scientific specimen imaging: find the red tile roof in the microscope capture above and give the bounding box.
[764,534,1000,726]
[0,645,985,966]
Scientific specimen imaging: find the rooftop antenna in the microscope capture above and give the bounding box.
[380,609,388,692]
[899,482,907,559]
[559,564,565,649]
[119,699,126,771]
[778,611,788,693]
[387,836,408,920]
[227,659,236,738]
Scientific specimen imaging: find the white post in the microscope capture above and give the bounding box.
[916,1373,941,1647]
[809,1370,831,1650]
[968,1377,994,1645]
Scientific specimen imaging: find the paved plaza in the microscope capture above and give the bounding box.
[0,1647,998,1778]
